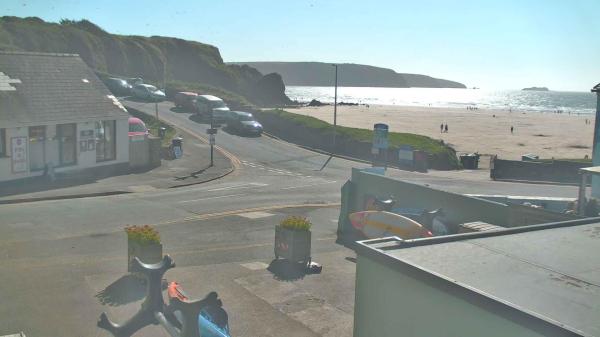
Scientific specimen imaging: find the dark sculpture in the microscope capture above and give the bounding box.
[98,255,221,337]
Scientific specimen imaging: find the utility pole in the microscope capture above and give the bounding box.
[332,64,338,154]
[591,83,600,197]
[210,110,214,167]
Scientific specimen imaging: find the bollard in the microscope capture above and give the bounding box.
[98,255,222,337]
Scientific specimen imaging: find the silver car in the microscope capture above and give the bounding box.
[131,84,166,101]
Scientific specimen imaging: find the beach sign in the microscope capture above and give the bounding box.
[398,145,414,167]
[372,123,389,150]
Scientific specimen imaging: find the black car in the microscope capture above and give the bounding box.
[104,77,132,96]
[226,111,263,135]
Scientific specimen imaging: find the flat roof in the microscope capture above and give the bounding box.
[357,218,600,337]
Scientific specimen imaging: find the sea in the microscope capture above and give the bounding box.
[285,86,597,115]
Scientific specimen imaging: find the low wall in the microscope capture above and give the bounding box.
[338,169,579,237]
[491,158,589,185]
[129,136,161,170]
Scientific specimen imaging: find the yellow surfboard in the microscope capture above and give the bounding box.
[349,211,432,239]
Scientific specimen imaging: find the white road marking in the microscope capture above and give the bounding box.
[178,193,247,203]
[280,180,337,190]
[207,182,268,192]
[240,261,269,270]
[237,211,275,219]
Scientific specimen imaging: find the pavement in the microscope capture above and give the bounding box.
[0,125,233,204]
[0,205,354,337]
[0,97,583,336]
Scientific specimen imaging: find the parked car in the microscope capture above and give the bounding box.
[132,84,166,101]
[126,77,144,86]
[227,111,263,135]
[174,91,198,111]
[195,95,230,122]
[104,77,132,96]
[128,117,149,137]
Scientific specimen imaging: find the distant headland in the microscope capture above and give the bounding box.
[522,87,549,91]
[230,62,466,89]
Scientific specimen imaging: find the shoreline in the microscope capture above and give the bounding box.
[286,104,594,160]
[288,101,595,116]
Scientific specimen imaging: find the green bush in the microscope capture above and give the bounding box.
[279,216,312,231]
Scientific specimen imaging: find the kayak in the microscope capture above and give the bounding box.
[167,281,231,337]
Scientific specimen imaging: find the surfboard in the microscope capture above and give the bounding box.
[348,211,432,239]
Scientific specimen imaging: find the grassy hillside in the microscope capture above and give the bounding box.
[0,16,290,106]
[232,62,466,89]
[258,109,460,170]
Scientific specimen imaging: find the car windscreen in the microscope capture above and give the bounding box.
[238,115,254,121]
[210,100,227,108]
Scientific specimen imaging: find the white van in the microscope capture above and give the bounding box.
[195,95,230,122]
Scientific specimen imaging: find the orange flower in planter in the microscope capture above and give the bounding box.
[279,216,312,231]
[125,225,161,245]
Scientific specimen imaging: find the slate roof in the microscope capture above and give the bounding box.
[0,51,128,127]
[592,83,600,93]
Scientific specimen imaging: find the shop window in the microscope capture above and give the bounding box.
[57,123,77,166]
[96,120,116,162]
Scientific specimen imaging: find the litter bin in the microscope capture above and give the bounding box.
[171,136,183,159]
[158,127,166,139]
[460,153,479,169]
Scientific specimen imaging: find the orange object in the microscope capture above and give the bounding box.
[167,281,188,301]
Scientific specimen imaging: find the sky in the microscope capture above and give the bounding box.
[2,0,599,91]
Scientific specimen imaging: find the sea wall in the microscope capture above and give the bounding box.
[491,158,589,185]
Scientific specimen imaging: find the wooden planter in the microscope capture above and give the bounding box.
[128,240,163,272]
[274,226,311,265]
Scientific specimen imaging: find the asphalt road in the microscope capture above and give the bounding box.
[0,98,581,336]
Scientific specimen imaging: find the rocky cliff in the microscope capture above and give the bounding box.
[0,17,290,106]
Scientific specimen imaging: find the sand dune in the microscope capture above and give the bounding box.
[288,105,594,160]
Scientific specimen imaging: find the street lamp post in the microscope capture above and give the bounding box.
[591,83,600,198]
[332,64,338,154]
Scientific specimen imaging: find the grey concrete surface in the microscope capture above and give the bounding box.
[0,206,354,337]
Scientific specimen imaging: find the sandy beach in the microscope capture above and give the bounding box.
[287,105,594,160]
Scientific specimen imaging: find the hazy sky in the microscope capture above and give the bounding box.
[2,0,599,91]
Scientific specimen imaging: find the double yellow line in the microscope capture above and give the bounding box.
[154,202,341,227]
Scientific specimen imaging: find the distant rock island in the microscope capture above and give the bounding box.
[522,87,549,91]
[229,62,466,89]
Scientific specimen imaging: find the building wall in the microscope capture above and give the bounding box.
[354,254,551,337]
[0,118,129,182]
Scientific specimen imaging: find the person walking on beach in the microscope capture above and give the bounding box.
[511,126,514,134]
[440,123,444,133]
[444,124,448,133]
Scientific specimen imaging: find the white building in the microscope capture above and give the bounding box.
[0,51,129,183]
